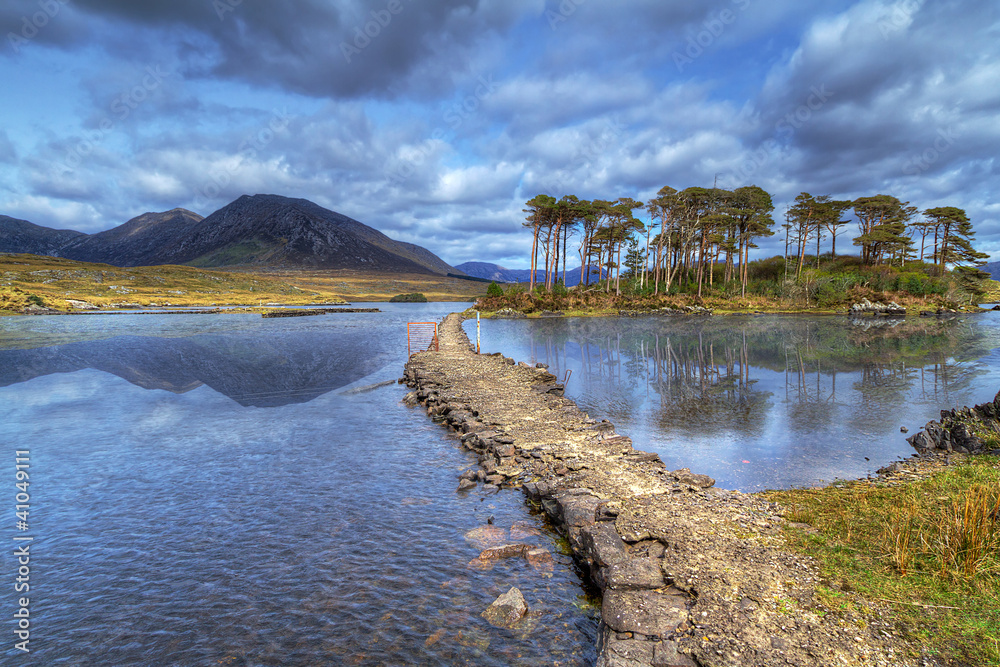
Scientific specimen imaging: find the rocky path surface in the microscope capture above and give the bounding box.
[403,313,930,667]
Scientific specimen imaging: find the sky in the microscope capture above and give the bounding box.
[1,0,998,269]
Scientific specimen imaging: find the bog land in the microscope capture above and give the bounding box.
[0,254,487,314]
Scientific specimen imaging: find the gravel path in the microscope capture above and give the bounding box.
[403,313,936,667]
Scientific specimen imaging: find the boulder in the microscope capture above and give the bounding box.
[604,557,666,590]
[602,589,688,636]
[670,468,716,488]
[481,587,527,629]
[478,544,530,560]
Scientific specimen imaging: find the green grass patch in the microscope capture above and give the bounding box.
[766,457,1000,665]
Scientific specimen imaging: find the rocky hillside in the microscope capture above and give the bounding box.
[138,195,455,273]
[1,195,457,275]
[61,208,205,266]
[0,216,85,256]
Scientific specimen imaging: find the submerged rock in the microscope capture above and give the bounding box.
[481,587,528,629]
[463,525,508,549]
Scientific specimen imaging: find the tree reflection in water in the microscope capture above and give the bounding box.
[482,314,1000,490]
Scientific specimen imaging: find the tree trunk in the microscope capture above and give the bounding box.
[529,223,539,293]
[615,240,623,296]
[563,225,569,287]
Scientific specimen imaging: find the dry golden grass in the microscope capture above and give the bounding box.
[264,269,488,302]
[0,254,489,312]
[767,458,1000,665]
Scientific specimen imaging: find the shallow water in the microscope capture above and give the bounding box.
[467,313,1000,491]
[0,304,598,665]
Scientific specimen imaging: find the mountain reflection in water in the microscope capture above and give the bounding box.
[469,314,1000,490]
[0,324,387,407]
[0,306,600,666]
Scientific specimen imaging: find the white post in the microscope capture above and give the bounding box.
[476,311,481,354]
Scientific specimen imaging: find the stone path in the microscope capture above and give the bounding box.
[403,313,934,667]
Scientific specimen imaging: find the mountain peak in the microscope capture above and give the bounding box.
[1,195,457,274]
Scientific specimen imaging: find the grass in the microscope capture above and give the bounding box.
[473,286,960,317]
[0,254,489,313]
[765,457,1000,665]
[264,269,489,302]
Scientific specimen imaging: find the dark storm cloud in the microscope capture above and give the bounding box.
[4,0,534,98]
[751,0,1000,188]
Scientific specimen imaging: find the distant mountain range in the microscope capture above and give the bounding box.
[982,261,1000,281]
[455,261,603,287]
[0,195,457,275]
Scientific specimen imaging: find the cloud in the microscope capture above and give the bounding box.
[0,130,16,163]
[1,0,998,267]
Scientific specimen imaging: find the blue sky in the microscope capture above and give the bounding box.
[1,0,998,268]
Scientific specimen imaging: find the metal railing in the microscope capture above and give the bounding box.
[407,322,439,356]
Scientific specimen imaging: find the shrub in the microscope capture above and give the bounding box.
[486,281,503,297]
[389,293,428,303]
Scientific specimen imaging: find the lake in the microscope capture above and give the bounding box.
[0,305,598,666]
[466,313,1000,491]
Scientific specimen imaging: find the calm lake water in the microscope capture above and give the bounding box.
[466,313,1000,491]
[0,304,598,666]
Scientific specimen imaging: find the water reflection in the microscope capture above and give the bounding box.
[0,329,387,407]
[0,307,599,666]
[471,315,1000,490]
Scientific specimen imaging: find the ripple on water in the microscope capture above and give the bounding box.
[0,308,598,666]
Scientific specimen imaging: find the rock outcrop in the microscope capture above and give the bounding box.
[907,390,1000,456]
[848,299,906,316]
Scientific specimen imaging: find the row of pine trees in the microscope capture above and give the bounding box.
[523,187,986,297]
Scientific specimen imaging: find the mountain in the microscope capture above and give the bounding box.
[983,261,1000,281]
[61,208,204,266]
[161,195,455,273]
[456,261,603,287]
[0,215,86,256]
[1,195,457,275]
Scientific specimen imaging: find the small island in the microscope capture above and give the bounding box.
[389,292,429,303]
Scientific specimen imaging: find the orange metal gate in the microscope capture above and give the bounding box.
[407,322,439,356]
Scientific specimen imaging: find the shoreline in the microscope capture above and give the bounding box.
[402,312,928,667]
